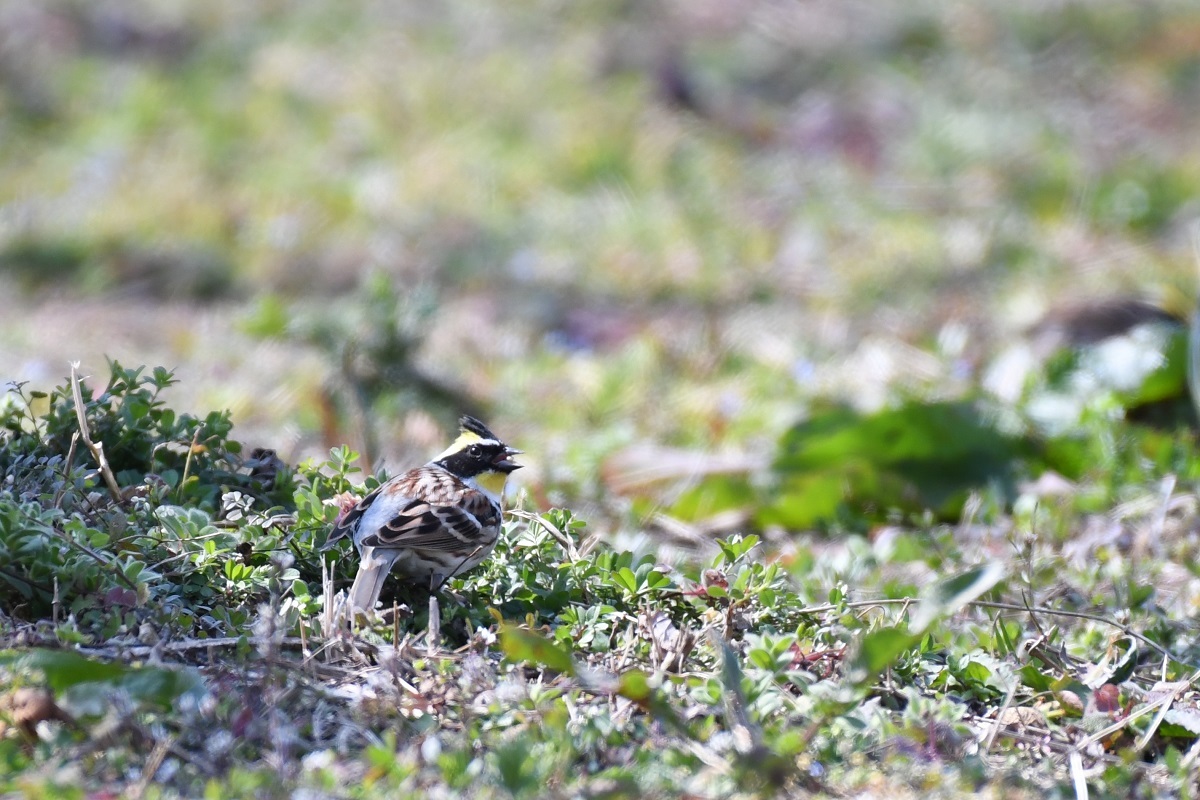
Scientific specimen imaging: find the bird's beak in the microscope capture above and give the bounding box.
[493,446,523,473]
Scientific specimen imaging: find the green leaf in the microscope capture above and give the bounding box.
[499,625,576,675]
[616,669,653,702]
[716,535,760,563]
[757,471,846,529]
[852,626,918,681]
[748,648,775,671]
[910,562,1006,632]
[1028,315,1193,431]
[493,738,536,795]
[616,669,689,735]
[669,475,756,522]
[1162,707,1200,739]
[648,568,673,590]
[614,567,638,594]
[762,401,1034,527]
[1125,323,1187,406]
[0,649,127,691]
[959,660,992,685]
[882,532,933,564]
[1018,663,1055,692]
[115,666,205,709]
[0,649,204,711]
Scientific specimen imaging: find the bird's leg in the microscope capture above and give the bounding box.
[427,593,441,654]
[432,546,483,605]
[430,570,468,606]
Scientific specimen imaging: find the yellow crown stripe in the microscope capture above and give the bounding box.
[435,429,495,461]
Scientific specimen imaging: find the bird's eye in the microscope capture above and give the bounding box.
[467,444,482,457]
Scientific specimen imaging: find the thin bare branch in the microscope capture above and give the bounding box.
[69,362,124,506]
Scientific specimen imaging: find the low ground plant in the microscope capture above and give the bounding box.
[0,363,1198,797]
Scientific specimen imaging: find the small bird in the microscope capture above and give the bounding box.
[322,416,522,615]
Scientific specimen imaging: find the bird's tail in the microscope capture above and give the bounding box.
[346,547,393,616]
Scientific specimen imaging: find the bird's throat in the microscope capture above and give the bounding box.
[475,470,508,498]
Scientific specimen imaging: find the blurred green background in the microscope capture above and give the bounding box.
[1,0,1198,526]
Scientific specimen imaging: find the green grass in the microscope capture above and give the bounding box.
[1,348,1199,797]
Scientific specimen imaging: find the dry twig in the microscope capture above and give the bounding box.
[69,362,124,506]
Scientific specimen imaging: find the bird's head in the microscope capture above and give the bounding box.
[435,416,522,497]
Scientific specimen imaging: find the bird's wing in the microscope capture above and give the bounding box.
[321,465,452,550]
[359,484,501,552]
